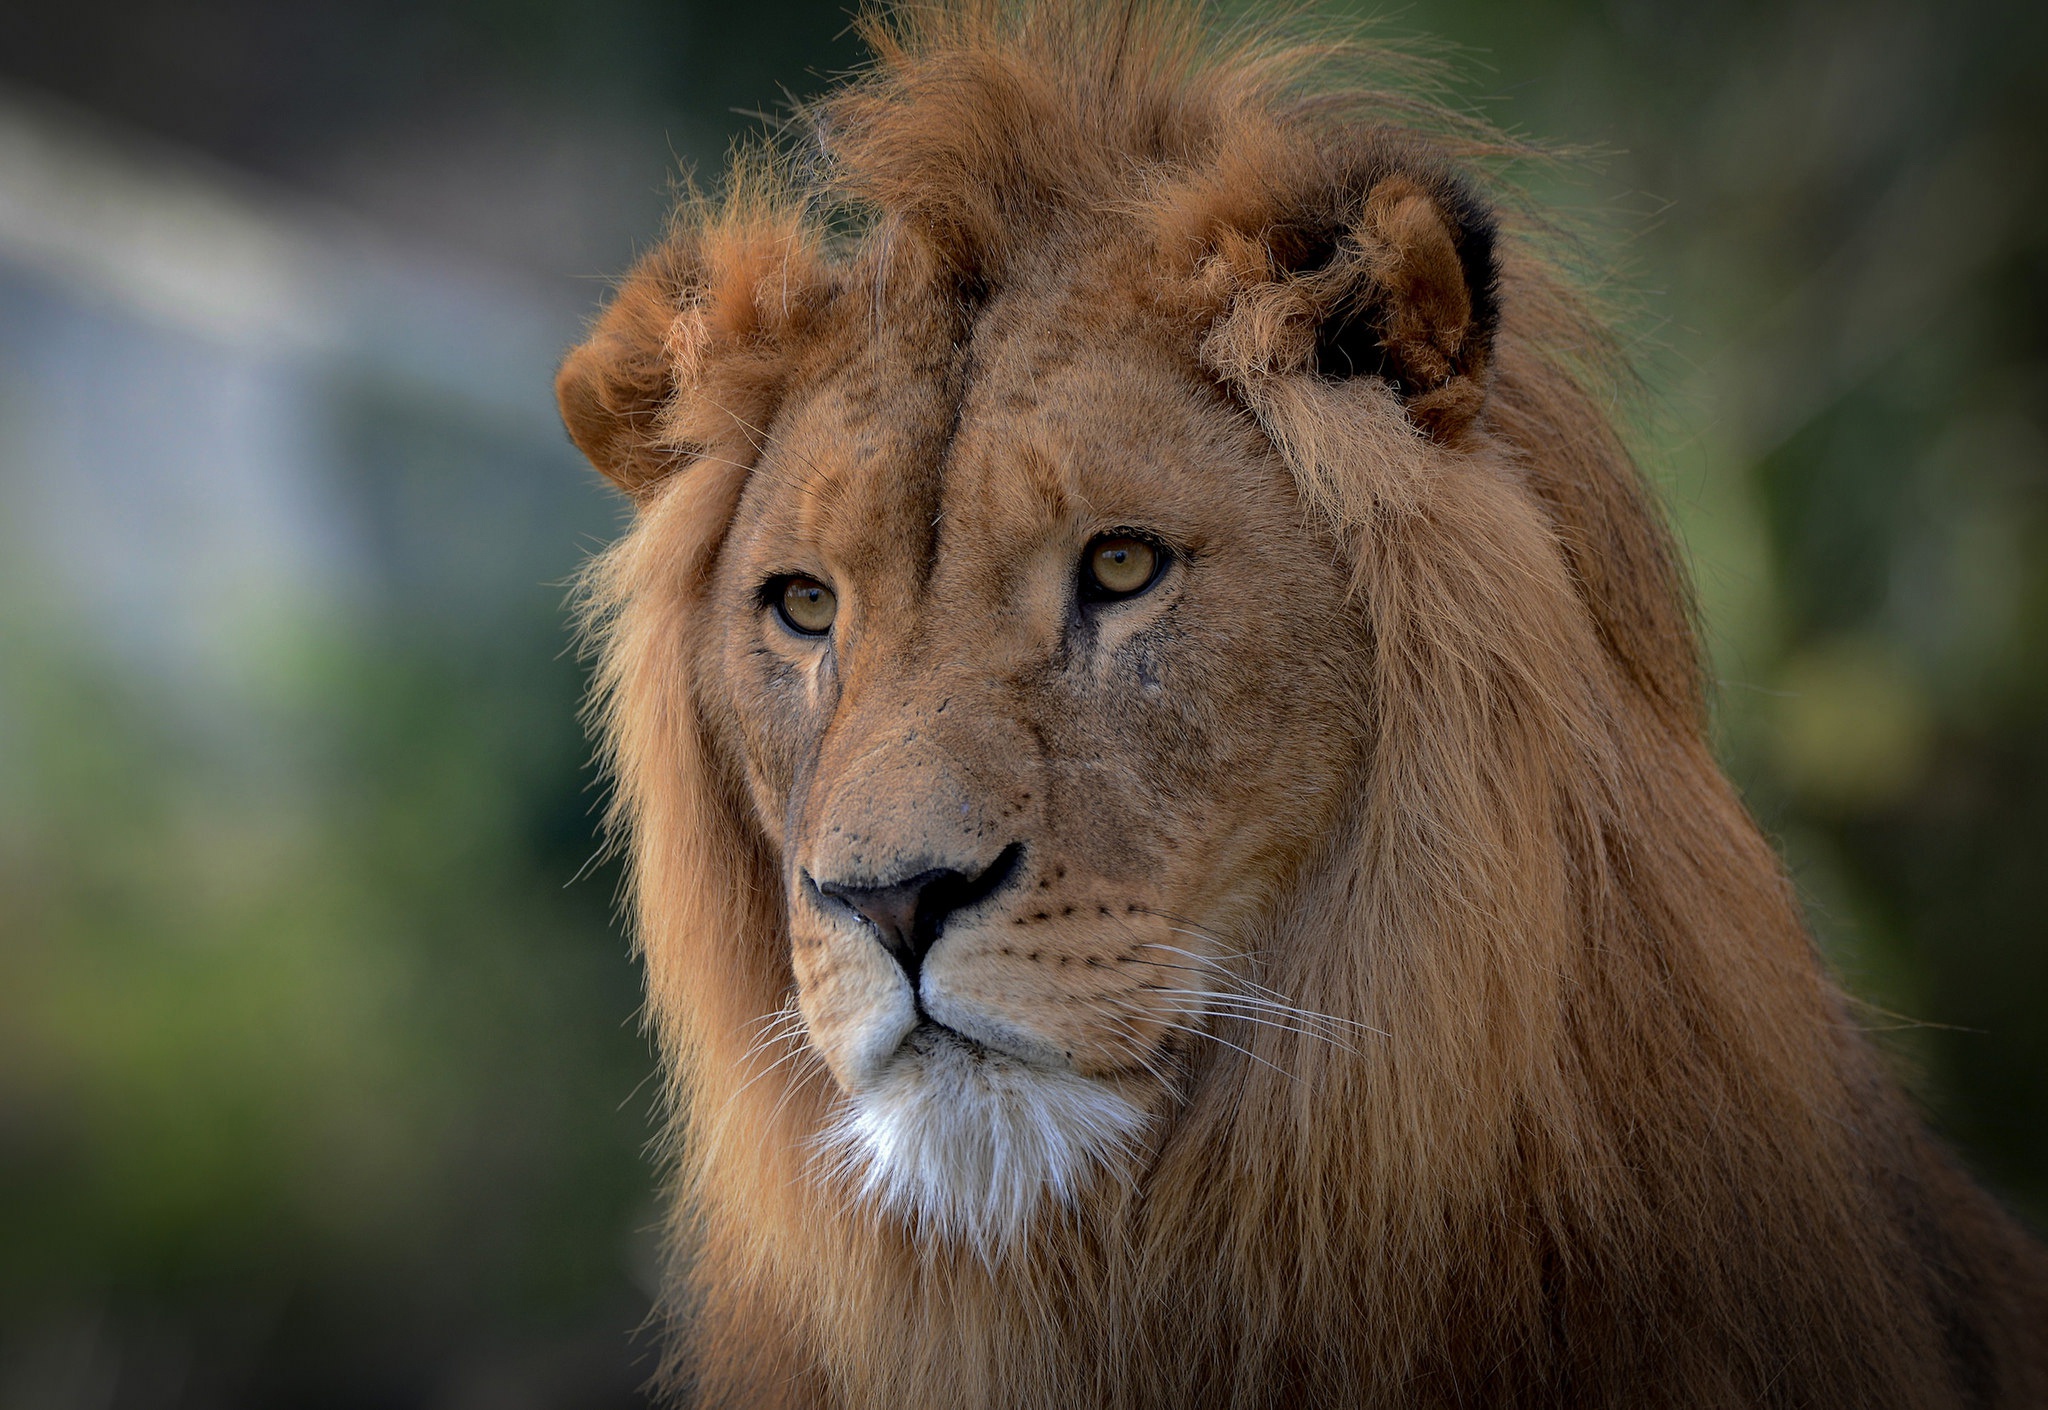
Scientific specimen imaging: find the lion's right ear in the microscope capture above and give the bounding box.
[556,213,830,501]
[555,242,692,497]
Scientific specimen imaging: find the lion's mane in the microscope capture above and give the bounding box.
[562,3,2048,1405]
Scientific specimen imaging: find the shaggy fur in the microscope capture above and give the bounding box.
[557,3,2048,1405]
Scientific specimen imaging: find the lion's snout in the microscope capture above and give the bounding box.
[812,841,1025,982]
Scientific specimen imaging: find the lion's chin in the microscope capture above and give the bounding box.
[814,1023,1150,1256]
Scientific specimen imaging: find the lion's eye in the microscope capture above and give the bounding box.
[775,576,838,635]
[1082,535,1161,600]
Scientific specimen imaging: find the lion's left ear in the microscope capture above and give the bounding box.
[1196,165,1500,444]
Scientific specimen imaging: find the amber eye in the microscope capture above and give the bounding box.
[1083,535,1162,600]
[775,576,838,635]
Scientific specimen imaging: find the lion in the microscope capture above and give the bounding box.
[553,2,2048,1405]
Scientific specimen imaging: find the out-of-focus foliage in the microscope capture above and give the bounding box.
[0,0,2041,1406]
[1411,0,2048,1215]
[1,619,651,1404]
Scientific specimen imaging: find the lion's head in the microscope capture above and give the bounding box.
[572,134,1513,1243]
[558,3,2048,1405]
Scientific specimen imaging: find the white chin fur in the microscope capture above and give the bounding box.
[815,1027,1149,1256]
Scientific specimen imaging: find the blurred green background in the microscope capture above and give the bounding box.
[0,0,2041,1404]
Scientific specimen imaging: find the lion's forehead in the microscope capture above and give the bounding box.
[751,284,1243,591]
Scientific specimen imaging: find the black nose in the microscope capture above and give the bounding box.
[816,843,1023,980]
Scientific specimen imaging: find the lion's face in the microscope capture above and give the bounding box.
[697,265,1370,1243]
[562,125,1502,1255]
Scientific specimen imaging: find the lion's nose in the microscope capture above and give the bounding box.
[816,843,1023,981]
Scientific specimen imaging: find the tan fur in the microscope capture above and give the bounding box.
[558,3,2048,1405]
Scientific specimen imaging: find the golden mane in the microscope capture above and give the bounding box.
[562,3,2048,1405]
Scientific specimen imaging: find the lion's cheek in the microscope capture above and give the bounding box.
[792,929,916,1093]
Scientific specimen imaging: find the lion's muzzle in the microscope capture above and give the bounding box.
[813,841,1025,983]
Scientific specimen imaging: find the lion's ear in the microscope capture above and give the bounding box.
[1199,166,1500,444]
[556,244,694,497]
[556,213,829,501]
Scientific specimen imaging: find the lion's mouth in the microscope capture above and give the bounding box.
[899,1015,1034,1072]
[903,1017,984,1056]
[909,987,1077,1072]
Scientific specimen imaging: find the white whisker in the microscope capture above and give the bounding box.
[1140,1015,1305,1084]
[1140,986,1389,1041]
[1149,1000,1363,1055]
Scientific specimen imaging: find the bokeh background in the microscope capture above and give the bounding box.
[0,0,2042,1404]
